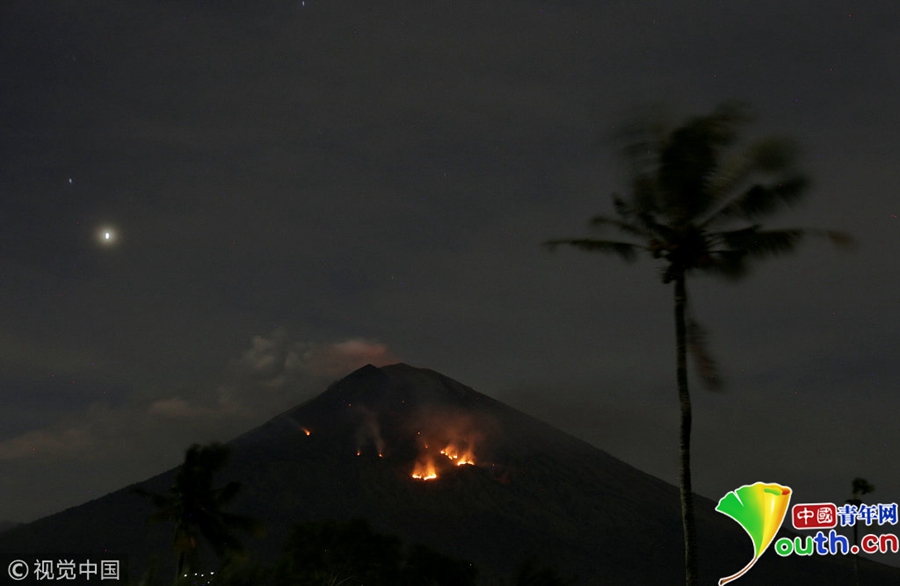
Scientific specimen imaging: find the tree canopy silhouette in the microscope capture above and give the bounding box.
[273,519,477,586]
[847,477,876,586]
[545,101,852,586]
[134,443,262,585]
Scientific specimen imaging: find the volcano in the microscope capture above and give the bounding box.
[2,363,898,584]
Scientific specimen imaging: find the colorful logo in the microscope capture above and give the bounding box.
[715,482,792,585]
[791,502,837,530]
[716,483,899,582]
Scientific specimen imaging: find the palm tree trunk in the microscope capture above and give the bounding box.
[675,274,698,585]
[175,550,186,586]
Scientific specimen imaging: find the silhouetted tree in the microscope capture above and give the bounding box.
[276,519,403,586]
[274,519,477,586]
[134,443,262,585]
[545,101,852,585]
[847,477,875,586]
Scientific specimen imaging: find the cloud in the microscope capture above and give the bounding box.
[0,402,141,461]
[230,329,399,387]
[140,331,400,429]
[299,338,399,378]
[0,331,396,468]
[147,397,198,418]
[134,330,401,429]
[147,396,242,420]
[238,330,292,380]
[0,330,398,522]
[0,425,93,460]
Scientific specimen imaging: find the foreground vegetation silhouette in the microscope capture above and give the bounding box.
[272,519,476,586]
[847,477,876,586]
[546,101,852,585]
[131,445,568,585]
[130,513,574,585]
[152,517,568,586]
[134,443,262,585]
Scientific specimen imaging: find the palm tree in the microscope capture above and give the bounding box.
[847,477,875,586]
[134,443,262,585]
[545,102,852,585]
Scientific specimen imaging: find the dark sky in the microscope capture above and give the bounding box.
[2,0,899,548]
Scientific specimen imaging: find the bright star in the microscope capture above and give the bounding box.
[97,226,118,246]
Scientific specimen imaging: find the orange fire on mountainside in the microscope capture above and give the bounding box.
[409,421,481,480]
[411,458,438,480]
[410,443,476,480]
[440,443,475,466]
[343,404,494,481]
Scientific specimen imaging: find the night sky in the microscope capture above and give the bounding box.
[2,0,899,546]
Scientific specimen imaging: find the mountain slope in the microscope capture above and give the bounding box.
[1,364,897,584]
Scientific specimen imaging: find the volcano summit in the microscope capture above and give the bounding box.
[2,364,898,584]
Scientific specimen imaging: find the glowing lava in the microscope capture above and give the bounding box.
[301,427,311,436]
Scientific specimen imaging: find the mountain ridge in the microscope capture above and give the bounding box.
[1,364,897,584]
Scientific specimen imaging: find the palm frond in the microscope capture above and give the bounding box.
[703,250,749,280]
[616,108,670,174]
[620,138,658,172]
[589,213,652,239]
[214,481,242,506]
[132,487,176,511]
[193,442,230,472]
[713,226,804,258]
[629,175,662,220]
[703,136,798,207]
[746,136,801,172]
[851,477,875,498]
[706,175,808,224]
[611,194,632,218]
[145,506,182,526]
[655,102,755,223]
[543,238,643,262]
[658,126,720,221]
[808,229,857,249]
[704,153,754,204]
[608,192,674,244]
